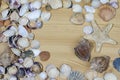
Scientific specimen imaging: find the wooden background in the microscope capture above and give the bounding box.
[33,3,120,80]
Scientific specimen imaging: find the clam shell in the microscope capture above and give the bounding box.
[18,25,29,37]
[98,4,116,22]
[90,56,110,73]
[41,11,51,22]
[23,57,34,68]
[11,48,21,56]
[19,4,29,16]
[31,40,40,49]
[104,73,117,80]
[19,17,29,25]
[62,0,72,8]
[70,13,85,25]
[84,5,95,13]
[48,0,62,9]
[22,50,34,58]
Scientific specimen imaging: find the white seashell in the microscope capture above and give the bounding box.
[19,17,29,25]
[62,0,72,8]
[18,25,29,37]
[30,49,41,57]
[1,9,9,20]
[9,76,18,80]
[23,57,34,68]
[24,10,41,21]
[85,13,94,22]
[0,66,5,74]
[20,0,28,4]
[85,70,97,80]
[84,5,96,13]
[83,26,93,34]
[42,0,49,4]
[11,48,21,56]
[10,26,17,33]
[30,1,42,11]
[46,64,56,73]
[3,30,15,37]
[100,0,109,4]
[47,68,59,79]
[41,12,51,22]
[7,66,18,75]
[110,0,119,9]
[19,4,29,16]
[94,77,104,80]
[27,33,35,40]
[17,37,30,49]
[72,4,82,13]
[74,0,82,2]
[60,64,72,79]
[10,11,20,21]
[23,77,35,80]
[39,72,48,80]
[91,0,101,8]
[48,0,62,9]
[31,40,40,49]
[104,73,117,80]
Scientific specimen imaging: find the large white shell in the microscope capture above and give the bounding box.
[39,72,48,80]
[1,9,9,20]
[23,57,34,68]
[11,48,21,56]
[84,5,96,13]
[19,17,29,25]
[104,73,117,80]
[30,1,42,10]
[30,49,41,57]
[85,70,97,80]
[19,4,29,16]
[48,0,62,9]
[72,4,82,13]
[18,25,29,37]
[31,40,40,49]
[24,10,41,21]
[41,12,51,22]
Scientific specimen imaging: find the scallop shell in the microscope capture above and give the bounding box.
[113,58,120,72]
[90,56,110,73]
[74,38,91,61]
[68,71,86,80]
[0,1,9,11]
[62,0,72,8]
[23,57,34,68]
[70,13,85,25]
[98,4,116,22]
[19,4,29,16]
[104,73,117,80]
[48,0,62,9]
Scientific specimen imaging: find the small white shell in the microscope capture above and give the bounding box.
[94,77,104,80]
[31,40,40,49]
[47,68,59,79]
[42,0,49,4]
[19,4,29,16]
[24,10,41,21]
[104,73,117,80]
[27,33,35,40]
[1,9,9,20]
[20,0,28,4]
[23,57,34,68]
[30,1,42,10]
[85,70,97,80]
[91,0,101,8]
[30,49,41,57]
[85,13,94,22]
[8,66,18,75]
[60,64,72,79]
[11,48,21,56]
[39,72,48,80]
[41,12,51,22]
[46,64,56,73]
[83,26,93,34]
[9,76,18,80]
[62,0,72,8]
[17,37,30,49]
[84,5,96,13]
[74,0,82,2]
[3,30,15,37]
[18,25,29,37]
[10,11,20,21]
[10,26,17,33]
[100,0,109,4]
[72,4,82,13]
[48,0,62,9]
[0,66,5,74]
[19,17,29,25]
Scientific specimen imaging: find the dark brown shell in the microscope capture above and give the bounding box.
[74,38,91,61]
[90,56,110,73]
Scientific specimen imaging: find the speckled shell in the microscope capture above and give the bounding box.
[90,56,110,73]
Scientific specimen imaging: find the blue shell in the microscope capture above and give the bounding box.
[113,58,120,72]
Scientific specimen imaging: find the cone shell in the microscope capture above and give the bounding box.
[98,4,116,22]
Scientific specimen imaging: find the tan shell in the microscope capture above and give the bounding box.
[70,13,85,25]
[99,4,116,22]
[4,20,11,27]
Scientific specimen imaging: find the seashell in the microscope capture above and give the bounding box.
[39,71,48,80]
[0,66,5,74]
[20,0,28,4]
[83,26,93,34]
[3,29,15,37]
[27,33,34,40]
[1,9,9,20]
[17,37,30,49]
[91,0,101,8]
[94,77,104,80]
[68,71,86,80]
[72,4,82,13]
[16,68,25,78]
[48,0,62,9]
[70,13,85,25]
[85,13,94,22]
[19,17,29,26]
[4,20,11,27]
[9,76,18,80]
[24,10,41,21]
[7,65,18,75]
[74,0,82,2]
[85,70,97,80]
[109,0,119,9]
[31,40,40,49]
[11,48,21,56]
[104,73,117,80]
[28,20,43,29]
[84,5,96,13]
[0,1,9,11]
[41,11,51,22]
[30,49,41,57]
[31,62,43,74]
[62,0,72,8]
[19,4,29,16]
[45,4,52,11]
[100,0,109,4]
[29,1,42,11]
[23,57,34,68]
[60,64,72,79]
[39,51,50,61]
[10,11,20,21]
[98,4,116,22]
[9,0,21,9]
[18,25,29,37]
[90,56,110,73]
[113,58,120,72]
[18,58,24,64]
[25,68,35,77]
[22,50,34,58]
[74,38,92,61]
[46,64,56,73]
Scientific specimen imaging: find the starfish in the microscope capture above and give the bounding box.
[84,20,117,52]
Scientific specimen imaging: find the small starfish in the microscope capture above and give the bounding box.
[84,20,117,52]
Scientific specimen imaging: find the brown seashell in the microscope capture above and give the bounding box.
[4,20,11,27]
[90,56,110,73]
[74,38,92,61]
[39,51,50,61]
[98,4,116,22]
[70,13,85,25]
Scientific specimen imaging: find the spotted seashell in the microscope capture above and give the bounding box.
[68,71,86,80]
[113,58,120,72]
